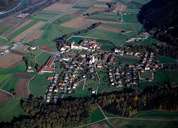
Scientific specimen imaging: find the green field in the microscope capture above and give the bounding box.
[86,110,178,128]
[29,74,51,97]
[32,11,62,21]
[134,111,178,119]
[36,52,51,66]
[81,28,128,46]
[0,74,19,92]
[0,63,27,92]
[0,98,26,122]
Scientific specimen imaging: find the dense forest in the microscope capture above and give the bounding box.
[138,0,178,58]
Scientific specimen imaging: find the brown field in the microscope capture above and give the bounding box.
[61,16,96,29]
[14,21,45,42]
[44,3,73,12]
[40,45,52,52]
[15,73,31,79]
[0,14,28,37]
[6,19,32,37]
[87,6,107,14]
[0,53,22,68]
[15,79,29,97]
[90,123,108,128]
[0,91,12,103]
[98,24,122,33]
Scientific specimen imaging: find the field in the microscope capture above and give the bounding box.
[43,3,77,13]
[84,111,178,128]
[88,12,120,22]
[0,53,22,68]
[13,21,45,42]
[61,16,96,29]
[29,74,51,97]
[15,79,30,97]
[0,98,26,122]
[0,91,12,103]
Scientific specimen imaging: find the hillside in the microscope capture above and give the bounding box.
[138,0,178,47]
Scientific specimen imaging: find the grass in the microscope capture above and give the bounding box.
[88,108,105,123]
[31,11,62,21]
[0,74,19,92]
[34,24,77,50]
[118,55,140,65]
[123,13,138,23]
[81,28,128,46]
[159,56,177,64]
[0,36,10,45]
[0,98,26,122]
[110,118,178,128]
[154,70,178,84]
[29,74,51,97]
[36,52,51,67]
[134,111,178,119]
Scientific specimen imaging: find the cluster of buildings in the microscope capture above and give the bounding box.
[108,66,139,88]
[137,52,160,72]
[45,73,59,103]
[42,39,163,103]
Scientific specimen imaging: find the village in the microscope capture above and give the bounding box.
[32,39,162,103]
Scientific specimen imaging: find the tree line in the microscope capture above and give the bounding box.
[1,84,178,128]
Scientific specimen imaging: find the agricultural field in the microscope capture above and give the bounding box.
[29,73,51,97]
[0,98,26,122]
[86,111,178,128]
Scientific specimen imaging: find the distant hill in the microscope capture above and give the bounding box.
[138,0,178,46]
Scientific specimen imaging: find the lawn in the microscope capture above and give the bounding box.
[0,98,26,122]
